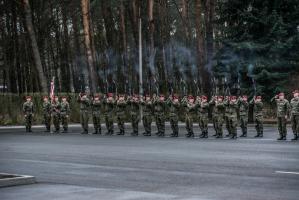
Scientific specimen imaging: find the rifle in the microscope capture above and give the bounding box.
[180,78,186,97]
[224,76,231,96]
[50,76,55,103]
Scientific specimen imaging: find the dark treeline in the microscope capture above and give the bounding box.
[0,0,298,100]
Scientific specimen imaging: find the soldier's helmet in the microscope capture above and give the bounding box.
[255,96,262,100]
[26,96,32,100]
[94,94,100,98]
[217,96,224,100]
[242,95,248,99]
[43,96,49,99]
[107,93,113,97]
[201,95,207,100]
[61,96,67,99]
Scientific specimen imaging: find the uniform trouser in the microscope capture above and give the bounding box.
[131,114,140,132]
[212,115,217,133]
[225,115,230,134]
[215,115,224,136]
[43,114,51,130]
[24,114,33,129]
[291,115,299,135]
[169,114,179,134]
[255,115,263,135]
[53,113,60,131]
[240,115,248,134]
[185,114,193,133]
[199,115,209,133]
[155,113,165,133]
[142,114,152,134]
[117,114,125,132]
[93,113,101,132]
[277,116,287,137]
[228,116,238,136]
[80,110,89,132]
[60,113,68,130]
[105,115,114,132]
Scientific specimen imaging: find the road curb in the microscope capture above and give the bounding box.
[0,173,36,188]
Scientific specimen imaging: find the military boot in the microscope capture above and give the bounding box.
[131,131,138,136]
[230,133,237,139]
[277,134,284,140]
[291,134,298,141]
[93,129,99,135]
[62,128,68,133]
[240,131,247,137]
[143,132,151,136]
[170,132,178,137]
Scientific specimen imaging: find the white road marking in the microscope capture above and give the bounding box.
[275,171,299,175]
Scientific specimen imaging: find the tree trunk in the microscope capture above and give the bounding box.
[181,0,191,45]
[205,0,214,66]
[22,0,47,92]
[195,0,209,94]
[81,0,97,93]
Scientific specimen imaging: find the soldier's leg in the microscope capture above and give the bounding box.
[97,116,101,134]
[92,115,98,134]
[109,116,114,134]
[254,117,259,137]
[160,115,165,136]
[185,116,190,135]
[117,116,124,135]
[293,115,299,140]
[105,116,110,135]
[63,115,68,132]
[173,116,179,137]
[230,117,238,139]
[282,117,287,139]
[225,117,230,137]
[142,115,150,135]
[212,116,217,136]
[46,115,51,131]
[291,115,296,136]
[217,117,224,138]
[256,116,263,137]
[24,115,29,132]
[277,117,283,140]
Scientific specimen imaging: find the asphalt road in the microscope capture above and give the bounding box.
[0,124,298,200]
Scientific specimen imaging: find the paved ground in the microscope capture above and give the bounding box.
[0,124,298,200]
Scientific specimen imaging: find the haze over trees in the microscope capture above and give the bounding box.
[0,0,298,99]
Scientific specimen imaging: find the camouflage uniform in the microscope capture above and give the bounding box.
[103,96,115,135]
[250,98,264,137]
[51,100,61,133]
[226,98,239,139]
[129,98,140,136]
[290,96,299,140]
[23,100,34,132]
[60,100,70,132]
[272,97,290,140]
[182,97,197,137]
[210,99,218,136]
[116,98,127,135]
[211,97,225,138]
[141,97,153,136]
[199,99,210,138]
[91,98,102,134]
[167,97,180,137]
[224,98,231,137]
[195,97,202,132]
[42,100,51,132]
[78,95,90,134]
[238,98,249,137]
[153,96,167,137]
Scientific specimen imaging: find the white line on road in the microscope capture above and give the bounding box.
[275,171,299,175]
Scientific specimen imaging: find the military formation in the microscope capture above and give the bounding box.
[22,90,299,141]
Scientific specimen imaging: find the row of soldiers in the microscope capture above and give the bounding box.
[22,90,299,140]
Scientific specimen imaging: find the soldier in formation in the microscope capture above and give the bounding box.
[23,96,34,132]
[23,89,299,141]
[42,96,51,132]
